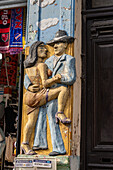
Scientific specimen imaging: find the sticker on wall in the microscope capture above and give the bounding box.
[36,18,59,31]
[30,0,56,7]
[28,24,37,41]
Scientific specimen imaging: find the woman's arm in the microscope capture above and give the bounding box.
[38,63,61,88]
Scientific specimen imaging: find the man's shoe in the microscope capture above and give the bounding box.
[49,151,66,156]
[32,146,48,151]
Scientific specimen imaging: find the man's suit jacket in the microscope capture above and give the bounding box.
[45,54,76,86]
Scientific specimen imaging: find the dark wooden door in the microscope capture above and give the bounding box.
[85,19,113,169]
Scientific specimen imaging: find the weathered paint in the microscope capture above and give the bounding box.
[21,0,82,169]
[36,18,59,31]
[71,0,82,169]
[73,0,81,157]
[16,154,80,169]
[30,0,56,8]
[17,154,71,169]
[26,0,75,46]
[70,156,80,170]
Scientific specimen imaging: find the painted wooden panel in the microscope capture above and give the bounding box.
[26,0,75,46]
[21,0,75,156]
[21,44,74,155]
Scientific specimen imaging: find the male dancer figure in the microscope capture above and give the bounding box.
[33,30,76,156]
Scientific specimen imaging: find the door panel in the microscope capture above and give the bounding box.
[93,40,113,150]
[88,168,113,170]
[86,19,113,169]
[92,0,113,8]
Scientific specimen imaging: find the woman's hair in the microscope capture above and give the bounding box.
[24,41,43,68]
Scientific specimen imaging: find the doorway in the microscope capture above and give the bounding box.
[81,1,113,169]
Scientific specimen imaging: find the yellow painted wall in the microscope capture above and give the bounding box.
[21,43,74,155]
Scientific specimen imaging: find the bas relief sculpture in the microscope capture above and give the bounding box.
[21,30,76,156]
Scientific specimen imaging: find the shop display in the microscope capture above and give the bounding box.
[0,10,11,53]
[0,54,18,86]
[0,7,25,169]
[10,8,23,54]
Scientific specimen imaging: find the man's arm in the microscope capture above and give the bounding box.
[38,63,61,88]
[45,55,76,86]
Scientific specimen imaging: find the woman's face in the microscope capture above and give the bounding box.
[37,43,47,58]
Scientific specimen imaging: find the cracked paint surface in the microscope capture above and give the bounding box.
[30,0,56,7]
[26,0,75,45]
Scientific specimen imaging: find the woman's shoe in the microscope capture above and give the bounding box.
[21,142,37,155]
[55,112,71,124]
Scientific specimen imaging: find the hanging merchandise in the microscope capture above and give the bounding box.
[10,8,23,55]
[16,65,20,89]
[5,106,17,134]
[5,135,16,162]
[0,128,5,158]
[0,54,18,86]
[4,86,12,98]
[0,10,11,53]
[22,8,26,49]
[0,86,4,103]
[0,87,5,119]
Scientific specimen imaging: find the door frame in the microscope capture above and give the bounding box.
[80,1,87,169]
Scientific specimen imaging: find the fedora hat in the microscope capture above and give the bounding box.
[47,30,74,45]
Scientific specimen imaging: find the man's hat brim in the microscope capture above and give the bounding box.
[47,35,74,46]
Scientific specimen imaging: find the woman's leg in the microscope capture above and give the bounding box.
[38,86,68,108]
[22,108,39,153]
[38,86,70,123]
[57,86,69,112]
[47,86,71,123]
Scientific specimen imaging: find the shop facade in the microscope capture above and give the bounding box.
[1,0,80,169]
[0,0,113,170]
[20,0,81,169]
[0,1,27,169]
[0,0,81,169]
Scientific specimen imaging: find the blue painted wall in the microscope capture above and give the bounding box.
[26,0,75,46]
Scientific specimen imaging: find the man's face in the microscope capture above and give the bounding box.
[37,44,47,58]
[54,42,67,57]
